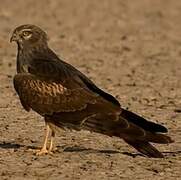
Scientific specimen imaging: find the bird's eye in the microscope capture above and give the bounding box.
[22,31,32,37]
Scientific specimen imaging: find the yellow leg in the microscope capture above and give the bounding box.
[48,130,55,153]
[36,123,50,155]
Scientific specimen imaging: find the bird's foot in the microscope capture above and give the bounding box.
[27,148,52,155]
[36,148,55,155]
[36,148,49,155]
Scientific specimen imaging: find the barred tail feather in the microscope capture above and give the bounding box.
[145,133,173,144]
[81,112,173,158]
[124,139,164,158]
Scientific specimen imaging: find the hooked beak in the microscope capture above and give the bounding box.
[10,33,18,43]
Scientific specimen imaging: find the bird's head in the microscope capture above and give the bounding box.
[10,24,48,49]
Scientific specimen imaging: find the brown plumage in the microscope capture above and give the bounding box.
[11,24,173,157]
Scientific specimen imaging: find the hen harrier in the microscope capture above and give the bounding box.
[10,24,173,157]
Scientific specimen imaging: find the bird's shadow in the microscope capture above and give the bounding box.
[62,146,120,154]
[62,145,143,158]
[0,142,180,158]
[62,146,181,158]
[0,141,24,149]
[0,142,139,157]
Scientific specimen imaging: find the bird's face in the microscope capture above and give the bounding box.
[10,24,48,48]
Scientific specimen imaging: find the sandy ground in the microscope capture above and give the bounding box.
[0,0,181,179]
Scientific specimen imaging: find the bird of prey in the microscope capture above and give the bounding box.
[10,24,173,158]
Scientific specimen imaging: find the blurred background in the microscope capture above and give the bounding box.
[0,0,181,179]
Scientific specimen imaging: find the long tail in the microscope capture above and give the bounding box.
[121,110,173,158]
[82,109,173,158]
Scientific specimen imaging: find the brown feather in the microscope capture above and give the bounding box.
[12,24,173,158]
[124,140,164,158]
[13,73,100,115]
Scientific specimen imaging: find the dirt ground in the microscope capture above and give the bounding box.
[0,0,181,179]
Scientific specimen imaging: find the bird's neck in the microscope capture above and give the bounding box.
[18,43,48,58]
[17,43,53,74]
